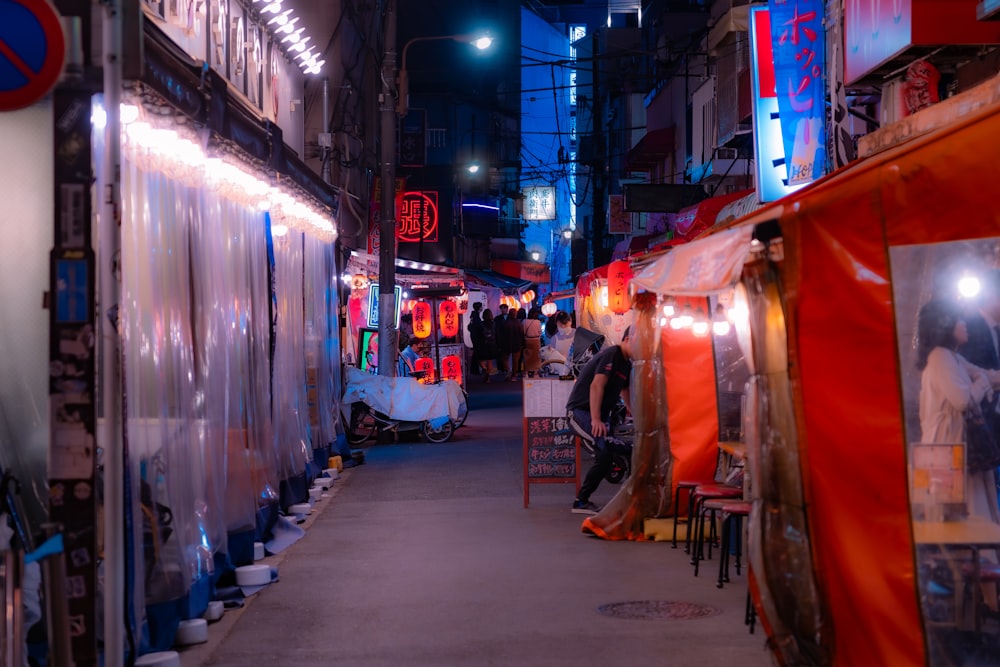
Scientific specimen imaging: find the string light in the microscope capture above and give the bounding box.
[120,101,336,241]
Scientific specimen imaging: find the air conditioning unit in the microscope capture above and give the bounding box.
[716,147,738,160]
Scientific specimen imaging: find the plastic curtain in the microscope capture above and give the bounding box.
[581,292,671,539]
[303,236,340,448]
[270,230,311,493]
[741,260,829,666]
[121,159,210,606]
[187,191,260,539]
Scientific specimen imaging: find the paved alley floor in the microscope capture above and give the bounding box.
[182,377,774,667]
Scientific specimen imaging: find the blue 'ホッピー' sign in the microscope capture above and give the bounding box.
[0,0,65,111]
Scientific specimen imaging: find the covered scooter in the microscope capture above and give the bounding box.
[342,367,466,443]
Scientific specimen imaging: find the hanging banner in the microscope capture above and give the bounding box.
[768,0,827,186]
[608,194,630,234]
[748,7,809,203]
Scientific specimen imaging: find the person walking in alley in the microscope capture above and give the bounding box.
[522,307,543,377]
[479,309,500,381]
[496,303,510,377]
[504,308,526,380]
[566,326,633,513]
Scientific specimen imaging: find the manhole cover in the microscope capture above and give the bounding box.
[596,600,723,621]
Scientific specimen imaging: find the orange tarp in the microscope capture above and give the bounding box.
[663,298,720,500]
[729,96,1000,665]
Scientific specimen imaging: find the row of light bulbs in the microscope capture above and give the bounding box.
[254,0,325,75]
[655,296,748,338]
[109,100,336,240]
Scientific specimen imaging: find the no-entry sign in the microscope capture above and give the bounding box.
[0,0,65,111]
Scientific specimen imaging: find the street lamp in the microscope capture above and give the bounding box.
[378,22,493,377]
[397,33,494,115]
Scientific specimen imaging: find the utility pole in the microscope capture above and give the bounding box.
[378,0,398,376]
[591,31,608,270]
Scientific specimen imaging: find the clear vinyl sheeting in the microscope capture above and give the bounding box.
[117,117,338,619]
[741,260,830,666]
[270,226,311,483]
[581,292,672,539]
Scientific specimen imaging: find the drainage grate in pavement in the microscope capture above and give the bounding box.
[596,600,723,621]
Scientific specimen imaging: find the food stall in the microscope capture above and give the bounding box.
[344,251,467,387]
[619,85,1000,666]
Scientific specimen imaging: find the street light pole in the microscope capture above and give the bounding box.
[378,0,398,376]
[397,33,494,116]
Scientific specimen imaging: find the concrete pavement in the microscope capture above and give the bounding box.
[181,375,775,667]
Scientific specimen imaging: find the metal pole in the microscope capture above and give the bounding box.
[321,77,331,184]
[100,0,125,664]
[378,0,398,376]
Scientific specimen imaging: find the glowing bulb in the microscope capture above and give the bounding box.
[472,36,494,50]
[712,320,732,336]
[692,321,710,337]
[662,302,675,317]
[271,224,289,237]
[958,275,981,299]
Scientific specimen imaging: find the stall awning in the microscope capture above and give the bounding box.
[491,259,550,284]
[626,127,676,168]
[465,269,532,293]
[667,189,752,245]
[632,225,754,296]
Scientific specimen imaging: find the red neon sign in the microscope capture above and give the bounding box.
[399,191,439,242]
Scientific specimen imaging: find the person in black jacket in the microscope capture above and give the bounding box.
[479,309,499,380]
[960,269,1000,371]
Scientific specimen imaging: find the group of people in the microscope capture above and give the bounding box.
[917,269,1000,523]
[467,302,573,382]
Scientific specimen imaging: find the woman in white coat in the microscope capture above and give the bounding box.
[916,298,1000,522]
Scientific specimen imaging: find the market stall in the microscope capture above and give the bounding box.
[344,251,468,387]
[625,84,1000,666]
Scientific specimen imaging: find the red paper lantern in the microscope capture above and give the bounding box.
[439,300,459,338]
[607,259,632,314]
[441,354,462,384]
[412,301,432,338]
[414,356,435,384]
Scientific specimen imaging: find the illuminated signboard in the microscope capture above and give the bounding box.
[366,283,403,329]
[748,7,808,204]
[767,0,827,185]
[523,186,556,221]
[399,191,439,242]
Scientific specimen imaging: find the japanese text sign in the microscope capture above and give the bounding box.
[768,0,827,185]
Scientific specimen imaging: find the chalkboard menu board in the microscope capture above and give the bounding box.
[523,379,580,507]
[526,417,576,478]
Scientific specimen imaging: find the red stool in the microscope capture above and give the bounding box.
[717,500,751,588]
[672,480,710,549]
[686,484,743,562]
[694,498,729,577]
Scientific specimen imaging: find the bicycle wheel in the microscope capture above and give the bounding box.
[346,403,377,445]
[421,419,454,443]
[453,389,469,428]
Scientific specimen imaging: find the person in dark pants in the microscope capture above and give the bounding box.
[495,303,510,376]
[565,327,633,513]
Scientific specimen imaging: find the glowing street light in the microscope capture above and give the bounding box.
[397,32,494,115]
